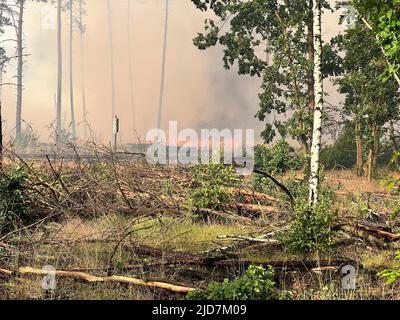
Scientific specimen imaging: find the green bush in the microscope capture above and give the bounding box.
[0,167,29,235]
[186,265,277,300]
[280,196,337,254]
[253,140,304,194]
[378,251,400,284]
[320,124,357,169]
[188,164,239,209]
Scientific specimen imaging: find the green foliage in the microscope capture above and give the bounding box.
[189,164,239,209]
[186,265,277,300]
[382,151,400,193]
[378,251,400,284]
[254,140,305,174]
[321,124,357,169]
[331,22,400,140]
[191,0,334,147]
[0,167,29,235]
[253,140,305,195]
[280,196,337,253]
[352,0,400,80]
[88,162,113,182]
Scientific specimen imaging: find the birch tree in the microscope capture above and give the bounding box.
[191,0,333,153]
[308,0,323,205]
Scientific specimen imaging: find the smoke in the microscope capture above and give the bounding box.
[0,0,341,145]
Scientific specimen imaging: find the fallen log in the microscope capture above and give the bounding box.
[212,259,358,271]
[0,266,195,293]
[217,234,280,245]
[226,188,287,205]
[195,208,261,225]
[337,219,400,243]
[225,203,279,217]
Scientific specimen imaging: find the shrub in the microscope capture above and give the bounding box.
[378,251,400,284]
[280,196,337,254]
[0,167,29,235]
[253,140,304,194]
[186,265,277,300]
[188,164,239,209]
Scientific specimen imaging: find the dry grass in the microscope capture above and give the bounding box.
[0,150,399,300]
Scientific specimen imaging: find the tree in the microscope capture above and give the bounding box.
[15,0,25,140]
[107,0,116,137]
[309,0,323,204]
[127,0,136,137]
[0,0,10,166]
[352,0,400,85]
[69,0,76,140]
[191,0,333,154]
[78,0,87,140]
[157,0,169,131]
[332,23,400,181]
[56,0,62,141]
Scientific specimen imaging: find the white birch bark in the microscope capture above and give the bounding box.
[309,0,323,205]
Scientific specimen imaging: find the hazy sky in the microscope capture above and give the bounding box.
[1,0,343,144]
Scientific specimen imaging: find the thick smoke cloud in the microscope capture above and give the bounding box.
[0,0,341,145]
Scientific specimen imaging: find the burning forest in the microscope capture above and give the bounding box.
[0,0,399,307]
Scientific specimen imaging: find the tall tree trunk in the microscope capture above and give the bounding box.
[372,125,379,169]
[107,0,116,135]
[389,120,398,152]
[307,0,315,148]
[309,0,323,205]
[128,0,136,138]
[16,0,25,140]
[367,124,379,182]
[69,0,76,140]
[157,0,169,130]
[355,120,364,176]
[56,0,63,140]
[79,0,87,141]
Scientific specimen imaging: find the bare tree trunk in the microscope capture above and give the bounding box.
[69,0,76,140]
[389,120,398,152]
[79,0,87,141]
[107,0,116,134]
[56,0,63,140]
[16,0,25,140]
[157,0,169,130]
[127,0,136,138]
[367,124,379,182]
[307,0,315,148]
[355,120,364,176]
[0,99,3,168]
[309,0,324,205]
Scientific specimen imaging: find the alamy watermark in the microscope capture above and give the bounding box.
[145,121,255,175]
[341,265,356,290]
[41,265,56,290]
